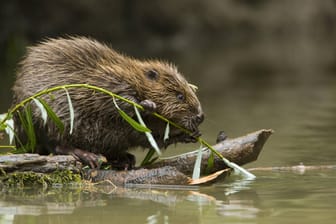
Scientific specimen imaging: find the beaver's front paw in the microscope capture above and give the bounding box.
[56,146,107,169]
[140,99,157,112]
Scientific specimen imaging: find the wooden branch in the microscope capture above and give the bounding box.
[0,154,81,173]
[84,129,273,185]
[0,129,273,186]
[147,129,273,175]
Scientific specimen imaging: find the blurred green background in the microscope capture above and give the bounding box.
[1,0,336,105]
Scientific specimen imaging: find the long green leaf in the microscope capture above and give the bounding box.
[201,140,256,179]
[164,122,170,142]
[134,106,161,156]
[24,105,36,152]
[37,98,64,133]
[6,118,14,145]
[227,161,256,179]
[0,113,7,131]
[32,98,48,126]
[17,111,27,135]
[118,109,151,133]
[112,97,151,133]
[16,111,28,151]
[0,113,15,144]
[64,88,75,134]
[206,151,215,174]
[0,112,28,152]
[0,123,6,131]
[141,148,156,166]
[192,144,204,180]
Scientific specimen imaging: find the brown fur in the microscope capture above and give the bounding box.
[12,36,204,167]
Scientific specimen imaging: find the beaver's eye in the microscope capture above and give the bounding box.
[176,92,185,102]
[146,69,159,80]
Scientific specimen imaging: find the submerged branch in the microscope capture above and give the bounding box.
[248,164,336,173]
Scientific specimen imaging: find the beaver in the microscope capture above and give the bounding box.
[12,36,204,169]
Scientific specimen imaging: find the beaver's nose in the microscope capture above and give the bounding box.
[195,113,204,124]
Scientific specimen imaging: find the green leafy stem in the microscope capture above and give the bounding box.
[0,83,255,179]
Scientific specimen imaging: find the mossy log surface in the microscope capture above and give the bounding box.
[0,129,273,187]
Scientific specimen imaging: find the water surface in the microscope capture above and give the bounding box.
[1,39,336,224]
[0,170,335,224]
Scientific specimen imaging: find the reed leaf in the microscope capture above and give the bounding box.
[200,140,256,179]
[192,144,204,180]
[206,151,215,174]
[37,98,64,133]
[0,114,7,131]
[16,110,31,151]
[164,122,170,142]
[20,105,36,152]
[64,88,75,134]
[32,98,48,126]
[119,109,151,133]
[0,113,15,144]
[141,148,157,166]
[6,118,14,145]
[134,106,161,156]
[112,97,151,133]
[16,111,27,135]
[227,161,256,179]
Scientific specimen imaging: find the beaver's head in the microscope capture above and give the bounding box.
[132,60,204,143]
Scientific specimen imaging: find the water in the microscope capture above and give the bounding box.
[1,41,336,223]
[0,170,335,223]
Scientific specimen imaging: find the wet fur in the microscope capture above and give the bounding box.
[12,37,204,166]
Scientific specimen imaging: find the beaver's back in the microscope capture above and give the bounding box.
[14,37,125,102]
[13,37,147,156]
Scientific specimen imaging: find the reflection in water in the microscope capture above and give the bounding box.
[221,178,256,196]
[213,178,260,221]
[217,200,260,220]
[0,169,335,223]
[0,182,245,223]
[146,212,169,224]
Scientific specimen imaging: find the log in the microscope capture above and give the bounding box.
[0,154,81,173]
[0,129,273,186]
[84,129,273,185]
[147,129,273,174]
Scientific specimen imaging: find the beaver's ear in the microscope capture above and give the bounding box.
[145,69,159,81]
